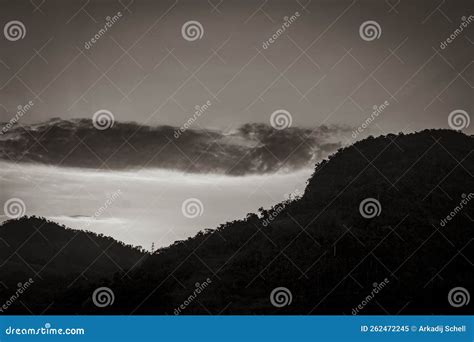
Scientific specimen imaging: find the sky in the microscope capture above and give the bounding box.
[0,160,312,248]
[0,0,472,136]
[0,0,473,248]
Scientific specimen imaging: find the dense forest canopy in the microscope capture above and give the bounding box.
[1,129,472,314]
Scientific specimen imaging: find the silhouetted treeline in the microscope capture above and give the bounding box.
[1,129,473,315]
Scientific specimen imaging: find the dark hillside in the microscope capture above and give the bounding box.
[1,130,472,314]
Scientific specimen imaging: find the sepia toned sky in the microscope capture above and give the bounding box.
[0,0,472,136]
[1,0,473,247]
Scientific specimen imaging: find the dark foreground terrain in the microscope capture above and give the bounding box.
[1,129,473,314]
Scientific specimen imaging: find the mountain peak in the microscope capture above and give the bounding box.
[1,129,472,314]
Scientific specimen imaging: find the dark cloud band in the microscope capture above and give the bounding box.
[0,119,350,175]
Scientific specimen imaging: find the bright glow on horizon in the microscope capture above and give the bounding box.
[0,161,312,250]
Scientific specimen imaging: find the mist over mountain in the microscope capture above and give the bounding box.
[0,118,349,175]
[1,129,472,314]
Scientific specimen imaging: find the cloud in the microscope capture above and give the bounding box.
[47,215,123,224]
[0,119,351,175]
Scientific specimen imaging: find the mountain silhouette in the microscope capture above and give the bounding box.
[0,217,145,312]
[1,129,472,314]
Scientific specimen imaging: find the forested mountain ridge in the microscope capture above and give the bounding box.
[1,129,472,314]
